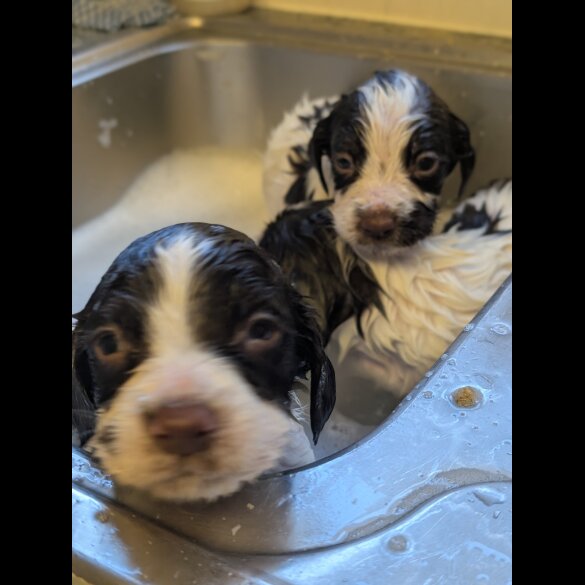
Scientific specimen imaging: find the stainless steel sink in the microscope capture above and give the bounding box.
[72,11,511,584]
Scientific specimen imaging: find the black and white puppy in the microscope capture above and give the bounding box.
[263,69,475,260]
[72,223,335,502]
[261,180,511,401]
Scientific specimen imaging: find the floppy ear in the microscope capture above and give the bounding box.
[291,292,336,444]
[309,350,336,444]
[449,112,476,197]
[308,115,333,195]
[72,326,97,445]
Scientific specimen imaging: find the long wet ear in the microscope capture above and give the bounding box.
[291,292,336,444]
[449,112,476,197]
[308,114,333,195]
[309,351,336,444]
[72,325,97,445]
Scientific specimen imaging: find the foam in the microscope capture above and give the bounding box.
[72,147,269,313]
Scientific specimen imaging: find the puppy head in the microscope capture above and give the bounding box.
[72,223,335,502]
[309,69,475,260]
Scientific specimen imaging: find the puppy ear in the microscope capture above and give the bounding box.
[308,115,333,195]
[291,292,336,444]
[72,326,97,445]
[449,112,476,197]
[309,351,336,445]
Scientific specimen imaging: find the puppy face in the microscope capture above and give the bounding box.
[72,223,334,502]
[309,70,475,260]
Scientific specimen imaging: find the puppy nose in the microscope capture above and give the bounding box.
[144,401,218,456]
[358,209,395,239]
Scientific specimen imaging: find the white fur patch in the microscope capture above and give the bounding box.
[147,235,200,356]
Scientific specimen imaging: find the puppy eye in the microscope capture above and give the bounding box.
[91,326,127,365]
[249,318,278,340]
[413,152,441,177]
[237,313,283,356]
[96,332,118,356]
[332,153,355,176]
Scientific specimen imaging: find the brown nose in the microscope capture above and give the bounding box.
[357,209,396,240]
[144,401,218,456]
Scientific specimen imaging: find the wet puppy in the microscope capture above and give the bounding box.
[263,69,475,261]
[72,223,335,502]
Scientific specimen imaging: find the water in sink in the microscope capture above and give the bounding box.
[72,147,269,313]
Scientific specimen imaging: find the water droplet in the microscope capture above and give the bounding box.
[422,391,433,399]
[405,395,413,401]
[447,358,457,367]
[491,323,510,335]
[493,510,501,519]
[440,353,448,360]
[387,534,409,552]
[464,323,475,332]
[492,421,499,426]
[424,370,434,378]
[231,524,242,536]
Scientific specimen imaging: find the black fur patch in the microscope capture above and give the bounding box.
[259,201,381,345]
[443,202,510,235]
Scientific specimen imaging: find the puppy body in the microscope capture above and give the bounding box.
[72,223,335,502]
[261,180,511,401]
[263,70,475,261]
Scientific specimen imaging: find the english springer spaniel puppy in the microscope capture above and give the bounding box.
[260,179,511,402]
[72,223,335,502]
[263,69,475,261]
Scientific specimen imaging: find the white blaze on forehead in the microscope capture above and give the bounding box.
[357,72,426,186]
[148,234,205,356]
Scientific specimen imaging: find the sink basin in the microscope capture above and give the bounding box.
[72,11,511,584]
